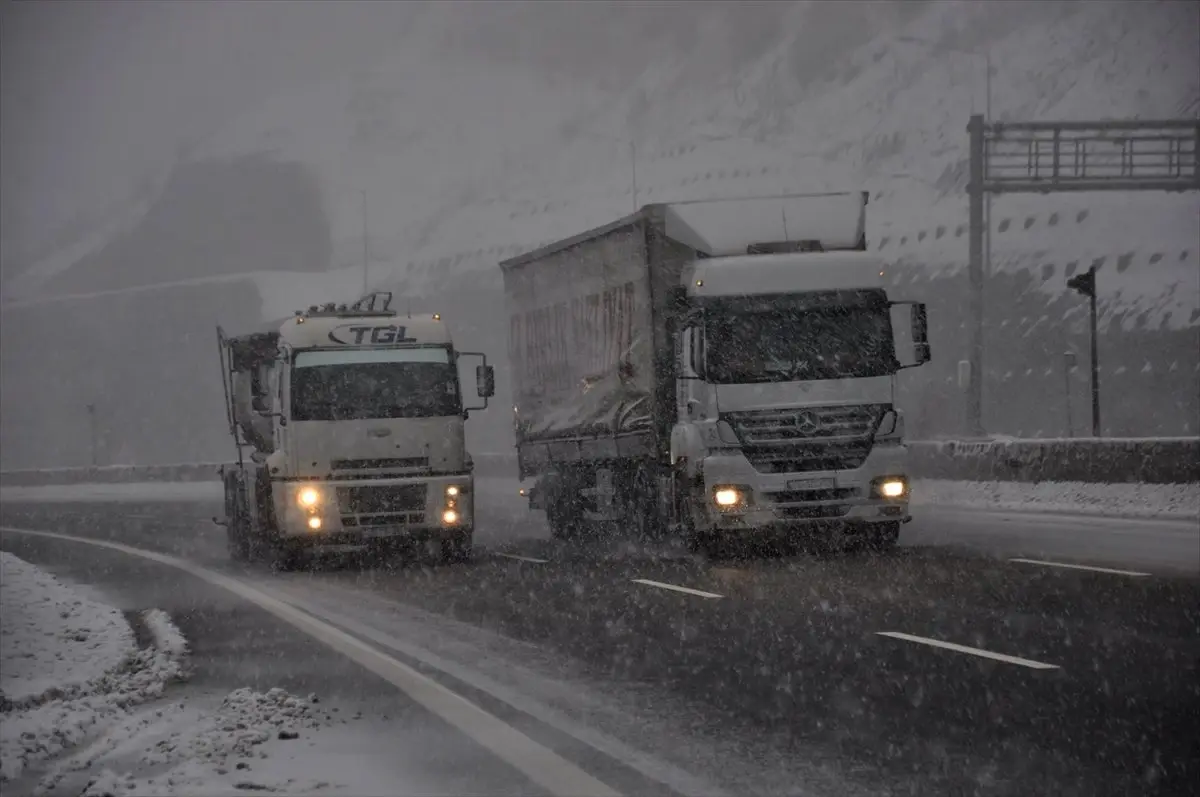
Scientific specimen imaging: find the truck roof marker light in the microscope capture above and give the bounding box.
[695,279,704,287]
[433,313,441,321]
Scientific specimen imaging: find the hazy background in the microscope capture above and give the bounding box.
[1,0,1197,469]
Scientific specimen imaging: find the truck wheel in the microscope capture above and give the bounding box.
[443,529,474,563]
[227,523,251,561]
[546,502,576,541]
[863,522,901,553]
[224,474,252,562]
[270,542,305,572]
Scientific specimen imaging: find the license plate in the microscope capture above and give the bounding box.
[360,526,407,539]
[787,478,836,491]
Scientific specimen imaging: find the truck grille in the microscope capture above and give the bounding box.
[724,405,886,474]
[336,484,426,515]
[330,457,430,479]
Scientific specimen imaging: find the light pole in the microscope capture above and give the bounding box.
[86,403,98,466]
[1063,350,1077,437]
[578,130,639,212]
[1066,267,1101,437]
[360,189,369,294]
[896,35,993,437]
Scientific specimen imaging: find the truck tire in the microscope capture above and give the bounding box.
[546,501,577,541]
[224,472,252,562]
[443,529,474,563]
[863,521,901,553]
[270,542,305,572]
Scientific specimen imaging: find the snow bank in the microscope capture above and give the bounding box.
[0,554,136,706]
[0,554,191,783]
[911,479,1200,520]
[64,688,366,796]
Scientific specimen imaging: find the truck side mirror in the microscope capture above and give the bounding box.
[910,303,931,365]
[477,365,496,398]
[252,395,270,413]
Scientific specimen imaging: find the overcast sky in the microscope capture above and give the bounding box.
[0,0,423,264]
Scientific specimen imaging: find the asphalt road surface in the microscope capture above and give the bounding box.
[2,483,1198,797]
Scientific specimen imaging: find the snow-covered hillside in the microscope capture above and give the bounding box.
[1,0,1197,468]
[7,0,1197,324]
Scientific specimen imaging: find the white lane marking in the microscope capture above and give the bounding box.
[265,582,727,797]
[0,526,620,797]
[494,552,549,564]
[1009,558,1151,577]
[631,578,723,600]
[876,631,1060,670]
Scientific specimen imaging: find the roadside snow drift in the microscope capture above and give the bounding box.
[0,553,191,784]
[911,479,1200,520]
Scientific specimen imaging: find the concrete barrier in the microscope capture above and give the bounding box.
[907,437,1199,484]
[4,438,1195,488]
[0,454,519,487]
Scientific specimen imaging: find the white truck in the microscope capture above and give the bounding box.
[214,291,495,567]
[501,192,930,553]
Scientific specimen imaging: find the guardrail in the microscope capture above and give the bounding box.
[3,439,1196,488]
[0,453,522,487]
[908,437,1199,484]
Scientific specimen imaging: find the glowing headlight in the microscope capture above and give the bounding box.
[445,485,460,497]
[297,486,321,508]
[879,479,906,498]
[442,509,459,525]
[307,516,322,530]
[713,488,741,507]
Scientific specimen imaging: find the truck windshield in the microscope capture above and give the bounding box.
[291,347,461,421]
[705,303,897,383]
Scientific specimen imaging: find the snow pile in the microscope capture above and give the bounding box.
[62,688,351,797]
[0,554,136,706]
[911,479,1200,520]
[0,554,191,784]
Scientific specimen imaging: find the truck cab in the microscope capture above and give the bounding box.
[216,291,495,566]
[503,192,931,555]
[670,248,929,551]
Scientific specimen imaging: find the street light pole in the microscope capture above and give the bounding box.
[982,48,993,288]
[86,403,98,466]
[629,141,638,212]
[360,189,369,295]
[1067,266,1101,437]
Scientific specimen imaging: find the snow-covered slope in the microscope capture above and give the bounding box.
[186,0,1200,329]
[8,1,1196,324]
[1,0,1197,468]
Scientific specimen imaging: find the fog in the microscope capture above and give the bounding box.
[1,0,1197,469]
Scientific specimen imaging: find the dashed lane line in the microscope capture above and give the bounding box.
[632,578,723,600]
[494,552,550,564]
[1008,557,1151,577]
[0,526,621,797]
[876,631,1060,670]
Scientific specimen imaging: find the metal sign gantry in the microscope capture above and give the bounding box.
[963,115,1199,437]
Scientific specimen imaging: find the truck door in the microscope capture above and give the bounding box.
[274,346,294,474]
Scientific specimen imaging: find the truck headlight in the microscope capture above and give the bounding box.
[442,509,459,525]
[445,485,460,497]
[296,486,321,508]
[712,485,751,509]
[872,477,908,499]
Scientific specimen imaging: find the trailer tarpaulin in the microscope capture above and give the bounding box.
[504,223,654,442]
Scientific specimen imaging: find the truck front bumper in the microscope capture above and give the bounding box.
[699,445,911,532]
[273,474,474,543]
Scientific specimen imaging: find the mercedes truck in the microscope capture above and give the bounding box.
[501,192,930,553]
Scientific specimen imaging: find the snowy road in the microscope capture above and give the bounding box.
[2,483,1198,796]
